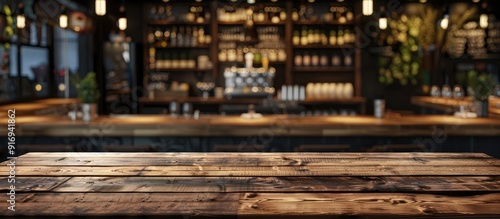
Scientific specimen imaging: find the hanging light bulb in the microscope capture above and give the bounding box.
[362,0,373,16]
[95,0,106,16]
[419,0,427,3]
[479,2,488,28]
[59,7,68,28]
[480,13,488,28]
[440,14,449,29]
[16,3,25,29]
[118,5,127,30]
[472,0,480,3]
[379,14,388,30]
[247,0,255,4]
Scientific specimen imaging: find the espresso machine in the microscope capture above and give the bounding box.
[223,66,275,99]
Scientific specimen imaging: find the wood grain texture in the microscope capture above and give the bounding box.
[1,192,499,218]
[0,152,498,218]
[2,176,496,193]
[7,156,500,166]
[2,165,499,177]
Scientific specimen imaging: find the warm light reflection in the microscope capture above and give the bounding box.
[35,84,43,92]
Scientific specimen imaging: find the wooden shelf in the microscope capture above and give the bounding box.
[140,96,366,105]
[218,21,286,25]
[293,66,355,72]
[147,20,210,25]
[219,61,286,65]
[218,39,260,44]
[151,68,212,72]
[294,20,355,25]
[298,97,366,104]
[152,44,210,49]
[294,44,355,49]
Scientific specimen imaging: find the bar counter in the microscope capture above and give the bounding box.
[2,114,500,137]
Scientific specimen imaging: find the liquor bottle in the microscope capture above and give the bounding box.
[185,26,192,47]
[314,29,320,44]
[321,30,328,45]
[191,27,198,46]
[292,9,299,21]
[293,30,300,46]
[307,28,314,45]
[177,26,184,47]
[303,52,311,66]
[344,28,351,44]
[301,26,308,46]
[331,53,341,66]
[344,54,353,66]
[337,26,344,46]
[311,52,319,66]
[320,53,329,66]
[329,30,337,46]
[170,26,177,47]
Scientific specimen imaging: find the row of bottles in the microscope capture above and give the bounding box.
[277,82,355,100]
[147,26,211,47]
[148,4,210,23]
[294,52,353,67]
[293,26,355,46]
[217,6,286,23]
[292,4,354,23]
[219,47,286,63]
[150,50,212,70]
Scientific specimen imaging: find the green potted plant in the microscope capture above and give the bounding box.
[468,70,494,117]
[72,72,100,122]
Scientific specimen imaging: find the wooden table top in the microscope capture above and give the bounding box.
[0,152,499,218]
[2,114,500,137]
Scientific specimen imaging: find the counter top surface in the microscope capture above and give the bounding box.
[412,96,500,115]
[2,114,500,137]
[0,152,499,218]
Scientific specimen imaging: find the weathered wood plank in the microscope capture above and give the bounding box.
[0,193,240,217]
[1,192,499,218]
[29,176,500,193]
[2,165,499,177]
[0,177,71,192]
[238,193,500,219]
[8,156,500,166]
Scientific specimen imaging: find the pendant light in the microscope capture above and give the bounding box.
[118,4,127,30]
[379,7,388,30]
[362,0,373,16]
[59,6,68,28]
[479,2,488,28]
[95,0,106,16]
[440,4,450,30]
[16,3,25,29]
